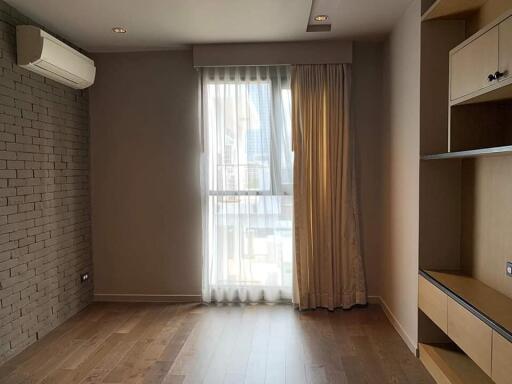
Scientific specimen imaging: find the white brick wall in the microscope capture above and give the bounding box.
[0,0,92,364]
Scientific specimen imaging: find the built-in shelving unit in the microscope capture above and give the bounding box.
[422,0,488,22]
[447,9,512,153]
[421,145,512,160]
[419,2,512,383]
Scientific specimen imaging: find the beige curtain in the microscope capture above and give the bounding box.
[291,64,367,310]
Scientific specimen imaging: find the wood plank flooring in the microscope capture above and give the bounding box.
[0,303,434,384]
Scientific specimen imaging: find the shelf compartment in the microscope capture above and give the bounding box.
[420,270,512,342]
[422,0,488,22]
[449,100,512,153]
[419,343,494,384]
[421,145,512,160]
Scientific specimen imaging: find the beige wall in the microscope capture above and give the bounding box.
[352,42,385,297]
[88,43,386,302]
[381,0,422,351]
[89,50,202,299]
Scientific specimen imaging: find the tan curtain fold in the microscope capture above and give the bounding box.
[291,64,367,310]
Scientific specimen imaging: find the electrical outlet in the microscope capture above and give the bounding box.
[507,262,512,277]
[80,272,90,283]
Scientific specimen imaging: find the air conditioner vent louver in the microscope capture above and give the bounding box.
[16,25,95,90]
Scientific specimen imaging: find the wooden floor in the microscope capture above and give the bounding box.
[0,303,434,384]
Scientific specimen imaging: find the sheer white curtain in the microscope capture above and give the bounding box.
[200,66,293,303]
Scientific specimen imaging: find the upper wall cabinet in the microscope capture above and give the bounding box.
[499,16,512,84]
[450,26,498,101]
[450,14,512,105]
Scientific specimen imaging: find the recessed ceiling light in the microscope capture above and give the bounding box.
[314,15,328,22]
[112,27,127,34]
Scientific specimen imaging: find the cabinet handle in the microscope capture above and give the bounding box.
[494,71,505,80]
[488,73,496,81]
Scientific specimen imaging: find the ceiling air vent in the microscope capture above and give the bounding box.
[307,24,331,32]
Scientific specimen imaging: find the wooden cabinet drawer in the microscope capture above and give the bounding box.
[447,297,493,375]
[418,275,448,332]
[492,331,512,384]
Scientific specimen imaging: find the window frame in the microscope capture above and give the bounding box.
[205,77,292,197]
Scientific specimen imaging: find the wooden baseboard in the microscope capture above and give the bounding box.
[93,293,202,303]
[372,296,418,355]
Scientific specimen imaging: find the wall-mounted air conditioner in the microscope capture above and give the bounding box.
[16,25,95,90]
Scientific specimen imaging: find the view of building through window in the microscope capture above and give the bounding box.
[204,68,293,301]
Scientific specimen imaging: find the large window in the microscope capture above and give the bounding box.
[201,66,293,303]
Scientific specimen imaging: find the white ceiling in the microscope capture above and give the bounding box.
[6,0,413,52]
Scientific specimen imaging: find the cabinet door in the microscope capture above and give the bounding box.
[447,298,492,375]
[492,331,512,384]
[450,26,499,100]
[499,16,512,83]
[418,275,448,333]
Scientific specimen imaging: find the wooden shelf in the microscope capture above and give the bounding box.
[419,343,494,384]
[422,0,488,21]
[420,270,512,342]
[421,145,512,160]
